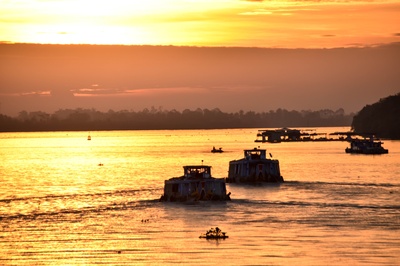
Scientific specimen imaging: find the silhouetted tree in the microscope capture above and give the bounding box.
[352,93,400,139]
[0,107,354,132]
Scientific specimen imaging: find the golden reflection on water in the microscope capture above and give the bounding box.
[0,128,399,265]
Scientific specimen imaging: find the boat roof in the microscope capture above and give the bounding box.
[183,165,212,170]
[242,148,268,160]
[244,147,266,152]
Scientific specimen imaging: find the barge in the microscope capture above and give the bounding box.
[226,148,284,183]
[160,165,231,202]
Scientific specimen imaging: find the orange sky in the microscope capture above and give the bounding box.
[1,43,399,116]
[1,0,399,48]
[0,1,399,116]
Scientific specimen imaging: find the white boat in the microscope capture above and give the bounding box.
[160,165,231,202]
[226,148,284,183]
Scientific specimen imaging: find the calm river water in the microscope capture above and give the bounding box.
[0,128,399,265]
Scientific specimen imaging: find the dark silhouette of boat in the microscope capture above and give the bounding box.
[255,128,347,143]
[160,165,231,202]
[345,137,388,154]
[226,148,284,183]
[211,146,224,153]
[199,227,228,239]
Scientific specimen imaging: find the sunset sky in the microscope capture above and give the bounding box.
[1,0,399,48]
[0,0,399,116]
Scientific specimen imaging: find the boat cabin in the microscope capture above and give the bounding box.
[183,165,212,179]
[244,148,267,160]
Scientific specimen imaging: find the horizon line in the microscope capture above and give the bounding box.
[2,41,400,50]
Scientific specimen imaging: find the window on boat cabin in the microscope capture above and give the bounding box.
[186,167,211,178]
[252,152,260,159]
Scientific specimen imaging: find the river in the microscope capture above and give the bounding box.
[0,128,399,265]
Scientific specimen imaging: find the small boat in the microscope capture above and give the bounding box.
[160,165,231,202]
[345,137,388,154]
[226,147,284,183]
[199,227,228,239]
[87,132,91,140]
[211,146,224,153]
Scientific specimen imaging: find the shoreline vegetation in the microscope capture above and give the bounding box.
[0,108,352,132]
[351,93,400,140]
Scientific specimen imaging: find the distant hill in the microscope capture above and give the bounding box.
[351,93,400,139]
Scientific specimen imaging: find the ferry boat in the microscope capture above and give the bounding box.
[160,165,231,202]
[226,148,284,183]
[345,138,388,154]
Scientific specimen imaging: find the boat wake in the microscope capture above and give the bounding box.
[0,189,160,222]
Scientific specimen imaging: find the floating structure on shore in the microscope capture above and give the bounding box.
[226,148,284,183]
[255,128,349,143]
[160,165,231,202]
[345,137,389,154]
[199,227,228,240]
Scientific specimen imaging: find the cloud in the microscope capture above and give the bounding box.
[240,9,272,15]
[0,90,51,97]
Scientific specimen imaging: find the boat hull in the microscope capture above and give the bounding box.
[199,235,229,239]
[345,148,388,154]
[345,139,389,155]
[160,178,230,202]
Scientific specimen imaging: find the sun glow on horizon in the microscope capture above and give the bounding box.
[0,0,399,48]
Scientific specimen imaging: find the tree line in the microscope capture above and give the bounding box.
[351,93,400,139]
[0,107,353,132]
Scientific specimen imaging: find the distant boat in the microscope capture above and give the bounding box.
[199,227,228,240]
[226,147,284,183]
[345,137,388,154]
[211,146,224,153]
[160,165,231,202]
[87,133,91,140]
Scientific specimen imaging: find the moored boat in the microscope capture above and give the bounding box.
[160,165,231,202]
[345,138,388,154]
[226,147,284,183]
